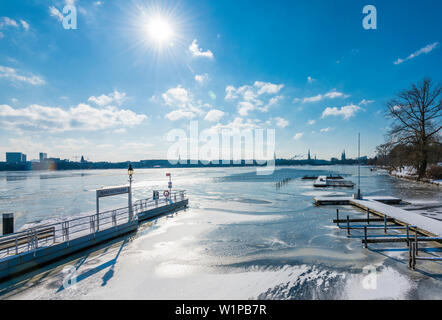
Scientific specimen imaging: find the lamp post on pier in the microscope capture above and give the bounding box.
[128,164,134,221]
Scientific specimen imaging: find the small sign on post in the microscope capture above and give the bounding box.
[96,185,130,231]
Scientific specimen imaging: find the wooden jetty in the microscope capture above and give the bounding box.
[315,195,442,270]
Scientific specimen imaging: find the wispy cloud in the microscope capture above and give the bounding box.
[307,120,316,125]
[307,76,316,84]
[293,132,304,141]
[394,42,439,65]
[273,117,289,128]
[295,89,349,103]
[320,127,333,133]
[195,73,209,84]
[0,66,45,86]
[49,6,64,22]
[189,39,214,59]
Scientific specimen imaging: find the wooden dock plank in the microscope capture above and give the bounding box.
[350,199,442,237]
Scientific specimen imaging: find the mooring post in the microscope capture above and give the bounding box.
[367,208,370,225]
[364,226,368,248]
[347,215,350,237]
[2,213,14,235]
[384,215,387,234]
[336,209,339,226]
[411,242,416,270]
[406,225,410,247]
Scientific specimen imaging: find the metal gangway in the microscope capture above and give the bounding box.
[0,190,187,259]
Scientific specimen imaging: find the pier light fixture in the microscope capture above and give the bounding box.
[128,164,134,221]
[128,164,134,178]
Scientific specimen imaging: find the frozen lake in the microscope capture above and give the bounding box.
[0,165,441,299]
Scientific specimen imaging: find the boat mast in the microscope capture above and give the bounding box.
[357,132,361,199]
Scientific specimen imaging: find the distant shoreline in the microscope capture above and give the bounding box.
[0,159,366,172]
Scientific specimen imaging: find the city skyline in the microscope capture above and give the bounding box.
[0,0,441,162]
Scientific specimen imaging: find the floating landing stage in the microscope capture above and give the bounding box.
[0,192,188,282]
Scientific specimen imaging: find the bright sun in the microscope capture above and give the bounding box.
[145,16,174,44]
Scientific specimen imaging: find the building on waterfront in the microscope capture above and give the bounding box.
[341,150,346,161]
[6,152,27,163]
[307,150,311,161]
[39,153,48,162]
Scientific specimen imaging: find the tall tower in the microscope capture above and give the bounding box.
[341,150,346,161]
[308,149,311,161]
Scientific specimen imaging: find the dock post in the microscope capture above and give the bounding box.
[347,215,350,237]
[2,213,14,235]
[384,215,387,234]
[411,242,416,270]
[367,208,370,225]
[336,209,339,226]
[406,225,410,247]
[408,241,412,268]
[415,232,418,256]
[364,226,368,248]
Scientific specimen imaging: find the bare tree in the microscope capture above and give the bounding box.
[386,78,442,179]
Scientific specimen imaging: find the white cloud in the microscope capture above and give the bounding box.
[303,94,323,103]
[238,101,255,116]
[88,90,126,106]
[394,42,439,65]
[321,104,361,120]
[94,1,104,6]
[0,103,147,132]
[161,86,210,120]
[359,99,374,105]
[298,89,349,103]
[20,20,29,31]
[195,73,208,84]
[49,6,64,22]
[162,86,191,107]
[208,117,260,134]
[1,17,18,28]
[307,76,316,84]
[225,81,284,115]
[293,132,304,141]
[0,66,45,85]
[165,110,196,121]
[204,109,224,122]
[189,39,214,59]
[274,117,289,128]
[254,81,284,95]
[258,95,283,112]
[320,127,333,133]
[307,120,316,125]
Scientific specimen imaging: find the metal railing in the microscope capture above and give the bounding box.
[0,190,187,258]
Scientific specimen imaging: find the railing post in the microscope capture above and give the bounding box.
[406,224,409,247]
[347,215,350,237]
[384,215,387,234]
[112,210,117,227]
[336,209,339,226]
[366,208,370,224]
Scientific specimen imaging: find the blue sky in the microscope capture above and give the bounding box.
[0,0,441,162]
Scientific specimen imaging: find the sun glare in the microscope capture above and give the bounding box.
[145,16,174,45]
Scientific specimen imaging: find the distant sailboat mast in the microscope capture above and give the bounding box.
[357,132,361,199]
